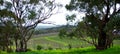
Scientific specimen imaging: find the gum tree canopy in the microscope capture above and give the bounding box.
[66,0,120,50]
[0,0,60,52]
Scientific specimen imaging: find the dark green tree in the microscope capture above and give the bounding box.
[65,14,76,39]
[59,28,67,39]
[66,0,120,50]
[0,1,17,51]
[66,14,76,25]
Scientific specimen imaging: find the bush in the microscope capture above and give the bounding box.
[59,28,67,39]
[27,48,32,51]
[48,47,53,50]
[37,45,43,50]
[7,48,13,53]
[68,44,72,49]
[56,48,61,50]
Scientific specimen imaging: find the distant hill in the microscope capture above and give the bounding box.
[35,25,58,29]
[34,25,76,35]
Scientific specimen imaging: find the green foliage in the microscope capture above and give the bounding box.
[0,0,3,5]
[29,0,39,4]
[0,0,59,52]
[5,46,120,54]
[48,47,53,50]
[67,32,75,39]
[66,0,120,13]
[66,0,120,50]
[66,14,76,22]
[0,9,16,18]
[37,45,43,50]
[26,49,32,51]
[0,50,7,54]
[68,44,72,49]
[28,11,37,20]
[59,28,67,39]
[65,2,76,11]
[106,15,120,30]
[115,0,120,3]
[5,1,12,9]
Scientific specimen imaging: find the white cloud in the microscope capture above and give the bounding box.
[40,0,85,26]
[43,0,71,25]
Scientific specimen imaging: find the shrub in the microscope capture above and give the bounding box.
[37,45,43,50]
[27,48,32,51]
[48,47,53,50]
[6,48,13,53]
[68,44,72,49]
[56,48,61,50]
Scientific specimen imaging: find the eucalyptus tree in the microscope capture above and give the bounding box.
[66,0,120,50]
[0,1,17,51]
[0,0,61,52]
[66,14,76,25]
[0,20,16,52]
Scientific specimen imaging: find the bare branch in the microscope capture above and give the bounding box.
[110,7,120,18]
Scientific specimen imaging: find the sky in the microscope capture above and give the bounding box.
[39,0,120,28]
[8,0,84,26]
[44,0,119,26]
[6,0,85,26]
[39,0,85,26]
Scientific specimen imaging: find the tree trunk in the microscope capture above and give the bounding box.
[17,40,27,52]
[5,34,9,52]
[15,39,18,51]
[97,30,107,50]
[20,40,23,50]
[96,20,112,50]
[15,36,27,52]
[24,41,27,52]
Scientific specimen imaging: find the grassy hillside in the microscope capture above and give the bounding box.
[1,34,120,54]
[27,34,120,50]
[28,35,92,50]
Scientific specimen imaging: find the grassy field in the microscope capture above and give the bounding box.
[1,46,120,54]
[28,34,92,50]
[1,34,120,54]
[27,34,120,50]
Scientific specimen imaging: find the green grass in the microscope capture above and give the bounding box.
[1,34,120,54]
[28,35,65,49]
[44,36,68,46]
[45,36,92,47]
[27,34,120,50]
[28,35,92,50]
[1,46,119,54]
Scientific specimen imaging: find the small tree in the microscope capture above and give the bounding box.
[65,14,76,39]
[59,28,67,39]
[66,14,76,25]
[0,8,17,52]
[37,45,43,50]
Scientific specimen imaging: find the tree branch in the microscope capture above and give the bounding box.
[110,8,120,18]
